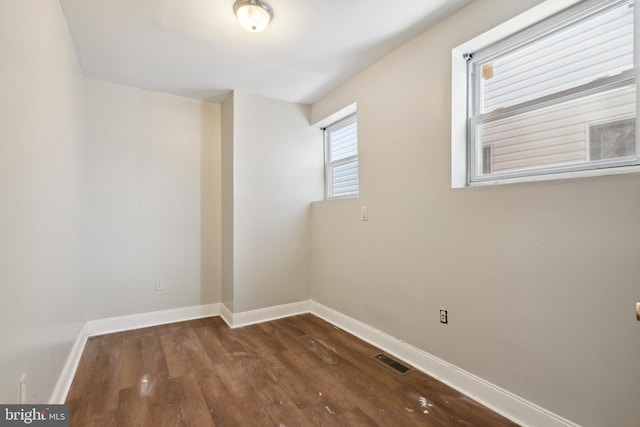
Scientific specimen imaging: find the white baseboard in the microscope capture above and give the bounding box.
[52,300,579,427]
[51,303,220,404]
[49,323,88,404]
[309,301,579,427]
[220,303,233,328]
[86,303,220,336]
[223,300,311,328]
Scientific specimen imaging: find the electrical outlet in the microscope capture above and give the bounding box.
[155,279,165,291]
[440,309,448,324]
[19,373,27,404]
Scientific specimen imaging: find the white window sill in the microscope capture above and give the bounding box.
[463,164,640,188]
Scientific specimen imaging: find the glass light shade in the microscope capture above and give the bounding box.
[234,1,272,33]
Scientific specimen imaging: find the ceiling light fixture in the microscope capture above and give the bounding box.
[233,0,273,33]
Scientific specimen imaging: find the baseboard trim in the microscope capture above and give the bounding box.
[49,323,88,404]
[51,303,220,404]
[223,300,311,328]
[52,300,579,426]
[86,303,220,337]
[219,304,233,328]
[309,301,579,427]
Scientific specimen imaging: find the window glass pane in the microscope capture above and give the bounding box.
[477,83,636,176]
[482,146,493,174]
[331,160,359,197]
[480,1,634,113]
[589,117,636,160]
[330,121,358,161]
[326,113,358,198]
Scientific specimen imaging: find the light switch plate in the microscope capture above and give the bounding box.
[361,206,368,221]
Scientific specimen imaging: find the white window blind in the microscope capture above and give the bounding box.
[324,114,359,198]
[466,0,638,183]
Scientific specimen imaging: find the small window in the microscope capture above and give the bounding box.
[482,146,493,175]
[453,0,638,186]
[589,117,636,160]
[324,113,359,198]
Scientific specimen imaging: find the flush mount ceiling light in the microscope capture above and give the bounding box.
[233,0,273,33]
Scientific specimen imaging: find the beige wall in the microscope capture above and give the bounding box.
[84,79,221,320]
[224,92,324,313]
[310,1,640,426]
[0,0,86,403]
[201,102,222,305]
[221,94,235,311]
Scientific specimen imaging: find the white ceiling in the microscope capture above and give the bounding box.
[59,0,471,104]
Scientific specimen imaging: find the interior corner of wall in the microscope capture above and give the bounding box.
[311,102,358,128]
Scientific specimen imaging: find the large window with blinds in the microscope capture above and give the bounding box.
[462,0,638,184]
[324,113,359,198]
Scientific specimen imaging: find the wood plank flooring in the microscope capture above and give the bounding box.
[66,314,519,426]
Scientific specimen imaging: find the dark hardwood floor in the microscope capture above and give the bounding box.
[66,314,519,426]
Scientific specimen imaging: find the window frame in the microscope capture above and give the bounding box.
[451,0,640,188]
[323,113,359,199]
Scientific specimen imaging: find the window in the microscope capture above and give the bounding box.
[589,117,636,159]
[324,113,359,198]
[452,0,638,186]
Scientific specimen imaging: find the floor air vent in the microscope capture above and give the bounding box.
[374,353,412,375]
